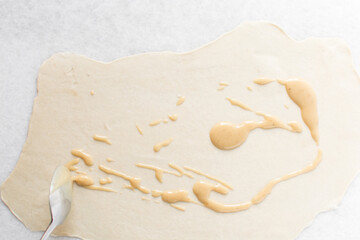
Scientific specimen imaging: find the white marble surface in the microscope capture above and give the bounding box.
[0,0,359,239]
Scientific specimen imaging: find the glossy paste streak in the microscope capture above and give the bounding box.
[217,86,225,91]
[168,163,194,178]
[193,181,252,213]
[278,79,319,144]
[168,114,178,121]
[161,190,192,203]
[253,78,275,85]
[99,164,150,194]
[136,124,144,135]
[65,158,80,171]
[210,113,301,150]
[85,185,117,192]
[151,189,196,207]
[183,166,233,190]
[226,97,252,111]
[135,163,179,183]
[176,96,185,106]
[170,204,186,211]
[71,149,93,166]
[72,175,94,186]
[149,119,163,126]
[99,177,113,185]
[252,148,322,204]
[93,135,112,145]
[75,170,87,175]
[153,138,173,152]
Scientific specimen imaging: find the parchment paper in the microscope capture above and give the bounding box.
[1,22,360,240]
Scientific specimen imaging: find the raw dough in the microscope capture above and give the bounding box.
[1,22,360,240]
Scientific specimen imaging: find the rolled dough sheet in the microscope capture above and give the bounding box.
[1,22,360,240]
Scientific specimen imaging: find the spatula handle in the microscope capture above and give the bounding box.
[40,221,57,240]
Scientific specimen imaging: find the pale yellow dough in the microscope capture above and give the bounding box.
[1,22,360,240]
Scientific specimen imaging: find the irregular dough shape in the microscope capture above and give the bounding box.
[1,22,360,240]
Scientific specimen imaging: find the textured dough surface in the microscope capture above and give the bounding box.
[1,22,360,240]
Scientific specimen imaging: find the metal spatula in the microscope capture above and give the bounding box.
[41,166,73,240]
